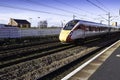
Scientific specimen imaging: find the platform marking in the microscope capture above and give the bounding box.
[61,40,120,80]
[116,54,120,57]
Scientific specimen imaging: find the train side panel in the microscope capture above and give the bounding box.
[71,29,85,39]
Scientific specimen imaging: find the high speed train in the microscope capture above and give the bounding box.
[59,19,119,43]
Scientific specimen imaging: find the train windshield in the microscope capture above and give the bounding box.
[63,20,79,30]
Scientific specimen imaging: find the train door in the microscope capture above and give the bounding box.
[71,24,85,39]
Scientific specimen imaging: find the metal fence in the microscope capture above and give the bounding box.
[0,27,61,38]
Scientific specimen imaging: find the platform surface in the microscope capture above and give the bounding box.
[89,46,120,80]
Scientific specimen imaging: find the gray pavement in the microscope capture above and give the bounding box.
[89,46,120,80]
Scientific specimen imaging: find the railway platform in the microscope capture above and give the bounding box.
[89,41,120,80]
[62,40,120,80]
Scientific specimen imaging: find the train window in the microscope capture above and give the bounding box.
[79,24,85,30]
[78,25,81,29]
[95,27,99,31]
[89,26,92,31]
[74,24,81,30]
[99,28,101,31]
[99,27,103,31]
[85,26,89,31]
[92,27,96,31]
[63,20,79,30]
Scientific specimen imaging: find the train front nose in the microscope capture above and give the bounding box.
[59,30,71,43]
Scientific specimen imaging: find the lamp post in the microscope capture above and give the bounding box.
[29,18,32,27]
[73,15,76,20]
[107,12,111,26]
[100,20,104,24]
[38,17,40,29]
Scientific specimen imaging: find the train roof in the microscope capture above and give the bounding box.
[79,20,108,27]
[72,19,108,27]
[68,19,119,29]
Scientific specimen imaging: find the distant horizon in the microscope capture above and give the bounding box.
[1,17,120,27]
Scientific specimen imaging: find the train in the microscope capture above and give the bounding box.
[59,19,119,43]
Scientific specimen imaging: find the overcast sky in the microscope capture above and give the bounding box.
[0,0,120,27]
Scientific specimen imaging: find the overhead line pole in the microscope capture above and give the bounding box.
[107,12,111,26]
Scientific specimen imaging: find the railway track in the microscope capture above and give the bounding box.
[0,36,59,51]
[0,42,74,68]
[0,36,119,80]
[39,37,119,80]
[0,42,62,60]
[0,42,76,80]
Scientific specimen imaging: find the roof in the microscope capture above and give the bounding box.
[79,20,108,27]
[13,19,30,24]
[71,19,108,27]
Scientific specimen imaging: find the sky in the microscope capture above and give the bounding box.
[0,0,120,27]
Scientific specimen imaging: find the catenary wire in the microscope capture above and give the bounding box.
[53,0,96,15]
[25,0,83,16]
[86,0,108,13]
[0,4,72,17]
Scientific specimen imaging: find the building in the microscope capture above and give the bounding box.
[38,20,48,28]
[8,18,31,28]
